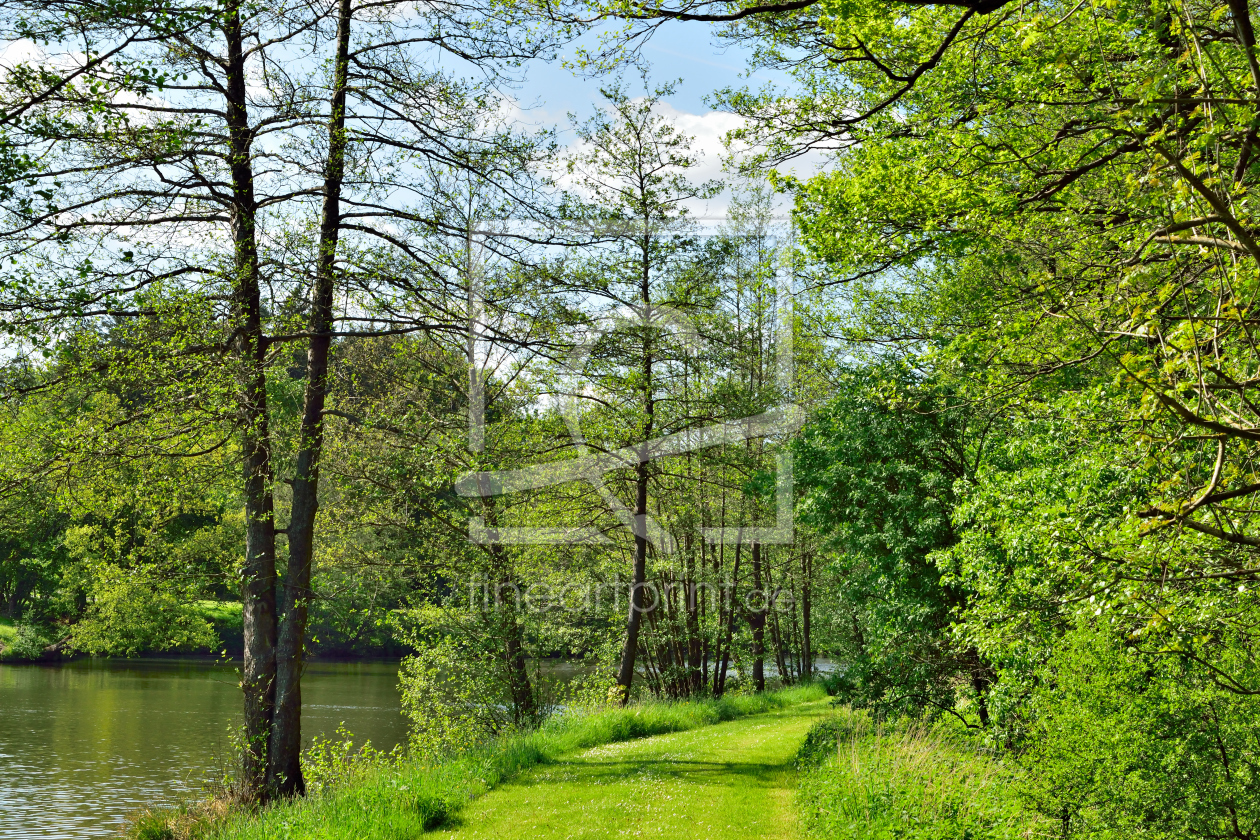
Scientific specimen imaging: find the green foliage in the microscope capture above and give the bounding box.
[797,716,1045,840]
[0,488,69,622]
[194,601,243,655]
[1021,622,1260,840]
[794,364,991,718]
[70,565,216,656]
[0,377,244,657]
[702,1,1260,837]
[0,621,52,661]
[395,595,553,758]
[129,811,176,840]
[795,707,868,768]
[399,633,523,757]
[301,725,403,797]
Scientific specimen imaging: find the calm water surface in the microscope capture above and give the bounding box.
[0,658,408,840]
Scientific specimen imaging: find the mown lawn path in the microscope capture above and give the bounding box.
[435,700,831,840]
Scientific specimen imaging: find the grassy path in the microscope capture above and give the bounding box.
[433,699,831,840]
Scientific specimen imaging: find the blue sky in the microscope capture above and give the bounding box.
[503,21,818,217]
[516,21,775,115]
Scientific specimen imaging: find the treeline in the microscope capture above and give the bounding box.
[5,0,1260,834]
[759,0,1260,835]
[0,11,837,796]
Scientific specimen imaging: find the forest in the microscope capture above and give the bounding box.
[1,0,1259,836]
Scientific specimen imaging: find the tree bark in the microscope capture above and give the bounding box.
[699,538,710,694]
[485,530,536,726]
[684,541,702,695]
[749,541,765,692]
[768,565,790,685]
[615,460,650,704]
[715,539,741,696]
[500,594,536,726]
[225,0,277,802]
[801,551,812,680]
[614,226,655,705]
[267,0,353,797]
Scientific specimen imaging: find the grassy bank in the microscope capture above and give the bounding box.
[0,616,15,645]
[137,683,827,840]
[0,618,56,661]
[795,711,1048,840]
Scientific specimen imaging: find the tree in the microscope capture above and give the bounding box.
[553,78,720,702]
[795,362,996,721]
[0,0,557,799]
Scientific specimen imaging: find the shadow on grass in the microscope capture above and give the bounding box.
[496,731,802,794]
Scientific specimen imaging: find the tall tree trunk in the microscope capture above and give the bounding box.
[715,539,741,697]
[485,529,536,725]
[710,501,726,693]
[699,537,710,693]
[749,541,765,692]
[225,0,277,802]
[787,562,804,681]
[614,227,655,705]
[615,461,650,704]
[500,594,536,725]
[801,551,812,680]
[268,0,352,797]
[768,565,790,685]
[684,541,702,695]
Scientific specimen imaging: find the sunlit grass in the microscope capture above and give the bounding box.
[796,713,1049,840]
[432,692,832,840]
[0,615,15,645]
[172,683,827,840]
[194,601,242,625]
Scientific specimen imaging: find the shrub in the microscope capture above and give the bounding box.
[395,606,551,760]
[1019,623,1260,840]
[0,623,53,661]
[795,707,868,768]
[302,725,402,795]
[797,716,1045,840]
[70,566,215,656]
[124,810,179,840]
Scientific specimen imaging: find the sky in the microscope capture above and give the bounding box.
[503,20,822,219]
[516,20,772,115]
[0,13,826,219]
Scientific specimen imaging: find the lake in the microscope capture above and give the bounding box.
[0,657,409,839]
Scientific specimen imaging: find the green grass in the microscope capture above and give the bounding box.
[192,684,828,840]
[795,713,1048,840]
[432,695,831,839]
[0,616,15,645]
[195,601,242,625]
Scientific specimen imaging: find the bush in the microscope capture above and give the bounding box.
[70,566,215,656]
[797,716,1045,840]
[0,623,53,661]
[1018,623,1260,840]
[133,814,176,840]
[817,669,855,698]
[302,725,402,795]
[124,810,177,840]
[395,606,552,759]
[795,708,868,768]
